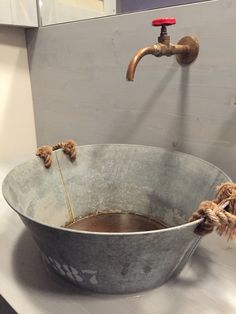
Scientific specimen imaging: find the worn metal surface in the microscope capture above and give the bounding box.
[1,161,236,313]
[2,144,230,293]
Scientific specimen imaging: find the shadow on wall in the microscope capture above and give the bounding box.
[107,64,191,151]
[168,66,190,152]
[107,64,179,143]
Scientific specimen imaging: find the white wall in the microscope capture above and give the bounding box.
[0,26,36,164]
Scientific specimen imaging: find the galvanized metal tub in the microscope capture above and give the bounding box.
[2,144,231,293]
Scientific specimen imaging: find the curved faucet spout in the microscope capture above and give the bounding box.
[126,45,161,81]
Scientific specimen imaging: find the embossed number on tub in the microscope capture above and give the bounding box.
[44,255,98,285]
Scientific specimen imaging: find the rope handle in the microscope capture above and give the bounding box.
[190,183,236,240]
[36,140,77,168]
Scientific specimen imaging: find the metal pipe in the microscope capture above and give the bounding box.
[126,45,161,81]
[126,44,190,81]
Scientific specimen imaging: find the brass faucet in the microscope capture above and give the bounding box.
[126,18,199,81]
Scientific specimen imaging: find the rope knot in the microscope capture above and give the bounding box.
[215,182,236,215]
[190,201,219,236]
[190,185,236,239]
[36,140,77,168]
[36,145,53,168]
[62,140,77,161]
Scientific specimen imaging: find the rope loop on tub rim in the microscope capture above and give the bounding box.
[190,182,236,240]
[36,139,77,168]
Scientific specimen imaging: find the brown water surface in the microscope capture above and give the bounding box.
[65,212,168,232]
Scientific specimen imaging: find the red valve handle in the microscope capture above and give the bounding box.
[152,18,176,27]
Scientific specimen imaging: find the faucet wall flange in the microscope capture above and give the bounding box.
[176,36,199,65]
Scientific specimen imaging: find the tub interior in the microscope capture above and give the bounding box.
[2,145,230,229]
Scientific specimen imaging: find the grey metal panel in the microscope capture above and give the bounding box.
[26,0,236,180]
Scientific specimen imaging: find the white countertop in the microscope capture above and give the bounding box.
[0,162,236,314]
